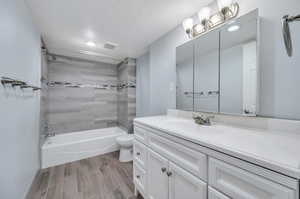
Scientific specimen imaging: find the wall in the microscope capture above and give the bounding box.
[144,0,300,120]
[47,55,118,134]
[0,0,41,198]
[117,58,137,133]
[136,52,151,117]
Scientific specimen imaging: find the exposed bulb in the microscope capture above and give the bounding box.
[198,7,211,22]
[182,18,194,32]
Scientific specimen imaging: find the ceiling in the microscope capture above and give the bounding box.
[25,0,213,64]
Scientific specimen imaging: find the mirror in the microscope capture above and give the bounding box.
[194,30,220,113]
[176,10,259,116]
[219,15,258,115]
[176,40,194,111]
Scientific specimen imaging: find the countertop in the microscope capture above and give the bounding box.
[134,115,300,179]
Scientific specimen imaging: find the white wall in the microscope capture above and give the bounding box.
[144,0,300,119]
[136,52,151,117]
[0,0,41,199]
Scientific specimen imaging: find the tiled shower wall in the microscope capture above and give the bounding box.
[40,49,48,142]
[47,55,118,134]
[117,58,137,133]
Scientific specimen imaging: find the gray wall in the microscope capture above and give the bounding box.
[117,58,137,133]
[136,52,151,117]
[141,0,300,120]
[0,0,41,198]
[47,55,118,134]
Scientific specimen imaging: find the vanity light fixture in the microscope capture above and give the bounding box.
[182,1,239,38]
[227,24,240,32]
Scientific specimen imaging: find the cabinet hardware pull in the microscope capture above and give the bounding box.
[136,152,141,156]
[161,168,167,173]
[136,175,140,179]
[167,171,172,177]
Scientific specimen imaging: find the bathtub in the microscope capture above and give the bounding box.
[42,127,126,168]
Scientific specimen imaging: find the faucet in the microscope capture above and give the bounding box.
[193,114,215,126]
[44,124,55,138]
[45,132,56,138]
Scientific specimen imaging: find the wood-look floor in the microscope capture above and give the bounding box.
[27,152,143,199]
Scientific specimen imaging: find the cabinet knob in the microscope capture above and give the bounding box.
[136,152,141,156]
[161,167,167,173]
[167,171,172,177]
[136,175,140,179]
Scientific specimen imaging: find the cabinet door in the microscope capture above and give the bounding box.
[208,187,231,199]
[194,29,220,113]
[147,149,169,199]
[169,162,207,199]
[209,158,296,199]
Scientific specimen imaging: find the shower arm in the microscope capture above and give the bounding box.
[282,14,300,57]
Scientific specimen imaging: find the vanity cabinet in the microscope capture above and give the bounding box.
[209,158,296,199]
[133,124,299,199]
[147,149,169,199]
[147,148,207,199]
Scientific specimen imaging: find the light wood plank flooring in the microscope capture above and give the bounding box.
[27,152,143,199]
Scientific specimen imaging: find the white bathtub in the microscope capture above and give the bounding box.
[42,127,126,168]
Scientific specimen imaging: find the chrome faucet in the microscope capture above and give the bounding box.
[193,115,215,126]
[45,132,56,138]
[44,124,55,138]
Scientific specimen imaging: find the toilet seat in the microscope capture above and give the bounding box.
[116,134,134,147]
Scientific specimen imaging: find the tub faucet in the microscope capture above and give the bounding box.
[45,132,56,138]
[193,115,215,126]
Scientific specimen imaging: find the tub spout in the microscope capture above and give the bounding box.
[45,132,56,138]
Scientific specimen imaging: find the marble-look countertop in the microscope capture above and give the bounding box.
[134,115,300,179]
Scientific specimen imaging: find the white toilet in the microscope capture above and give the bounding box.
[116,134,134,162]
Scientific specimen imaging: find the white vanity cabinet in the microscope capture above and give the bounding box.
[146,148,207,199]
[133,124,299,199]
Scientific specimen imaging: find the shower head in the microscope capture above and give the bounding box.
[282,14,300,57]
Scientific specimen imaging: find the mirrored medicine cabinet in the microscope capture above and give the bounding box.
[176,9,259,116]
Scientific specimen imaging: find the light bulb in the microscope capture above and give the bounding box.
[198,7,211,22]
[86,41,96,47]
[227,25,240,32]
[182,18,194,32]
[217,0,233,10]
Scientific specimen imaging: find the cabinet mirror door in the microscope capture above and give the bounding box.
[176,41,194,111]
[219,14,258,116]
[194,30,220,113]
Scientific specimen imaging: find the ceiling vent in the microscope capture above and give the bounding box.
[104,42,118,50]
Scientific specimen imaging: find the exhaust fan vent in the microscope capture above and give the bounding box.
[104,42,118,50]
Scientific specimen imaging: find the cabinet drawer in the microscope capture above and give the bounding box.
[209,158,296,199]
[133,163,147,196]
[208,187,231,199]
[133,140,147,168]
[148,132,207,181]
[134,126,148,145]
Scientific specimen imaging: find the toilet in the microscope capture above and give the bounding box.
[116,134,134,162]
